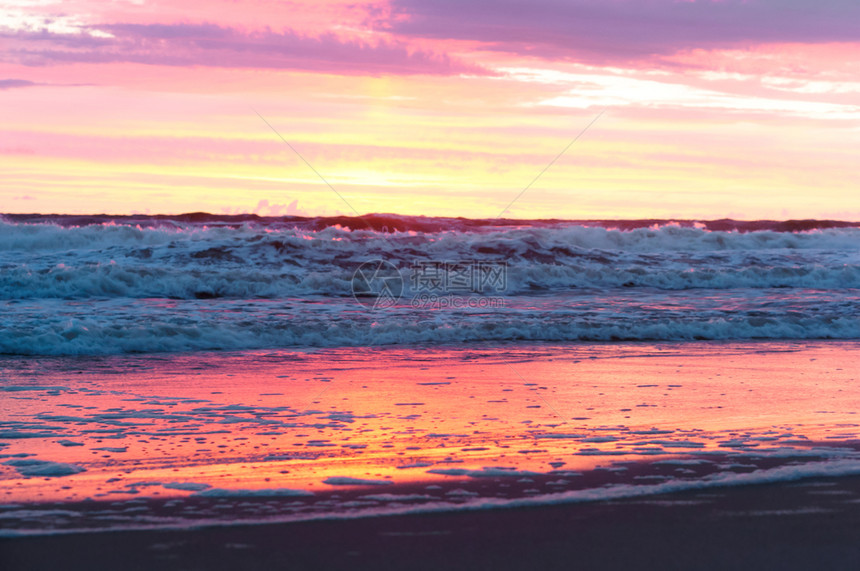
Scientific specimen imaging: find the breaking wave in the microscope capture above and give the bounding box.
[1,214,858,354]
[1,217,859,300]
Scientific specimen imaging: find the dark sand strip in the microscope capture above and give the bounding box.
[3,477,860,571]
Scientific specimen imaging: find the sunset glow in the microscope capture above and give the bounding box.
[2,0,859,219]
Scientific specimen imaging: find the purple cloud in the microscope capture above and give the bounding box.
[0,78,89,89]
[0,79,38,89]
[390,0,860,63]
[2,23,485,76]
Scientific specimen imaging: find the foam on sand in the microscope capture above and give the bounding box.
[4,459,85,477]
[323,477,394,486]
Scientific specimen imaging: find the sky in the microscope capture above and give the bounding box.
[1,0,859,220]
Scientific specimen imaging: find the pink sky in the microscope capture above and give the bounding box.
[1,0,859,219]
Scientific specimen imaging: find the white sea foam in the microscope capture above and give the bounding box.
[3,459,85,477]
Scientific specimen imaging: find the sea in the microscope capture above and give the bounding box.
[1,213,859,354]
[0,213,859,535]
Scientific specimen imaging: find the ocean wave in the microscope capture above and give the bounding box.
[2,215,857,354]
[1,291,857,355]
[4,213,860,233]
[1,260,859,300]
[3,216,860,252]
[1,219,859,299]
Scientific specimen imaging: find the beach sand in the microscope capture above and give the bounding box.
[2,475,859,570]
[1,341,859,569]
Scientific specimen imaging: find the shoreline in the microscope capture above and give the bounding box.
[2,445,860,538]
[2,340,859,568]
[3,476,859,570]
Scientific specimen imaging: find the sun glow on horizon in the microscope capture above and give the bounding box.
[2,1,859,220]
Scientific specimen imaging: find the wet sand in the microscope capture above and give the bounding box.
[2,341,858,507]
[2,341,859,569]
[3,476,860,571]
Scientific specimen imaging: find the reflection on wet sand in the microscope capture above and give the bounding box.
[1,341,858,533]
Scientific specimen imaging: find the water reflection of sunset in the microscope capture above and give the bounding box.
[2,342,857,508]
